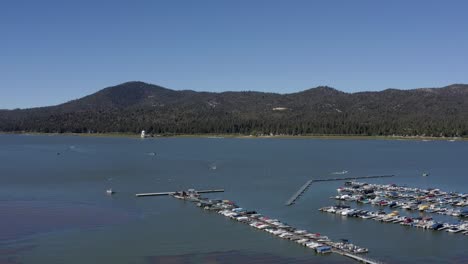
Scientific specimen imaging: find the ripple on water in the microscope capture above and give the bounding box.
[0,200,133,242]
[0,244,35,264]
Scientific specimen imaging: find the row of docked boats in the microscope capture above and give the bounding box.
[319,205,468,235]
[335,182,467,218]
[192,197,369,255]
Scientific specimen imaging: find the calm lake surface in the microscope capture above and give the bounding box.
[1,135,467,264]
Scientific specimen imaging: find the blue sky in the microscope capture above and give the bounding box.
[1,0,467,109]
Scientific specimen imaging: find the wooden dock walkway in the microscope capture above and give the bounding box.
[285,180,313,205]
[136,189,224,197]
[313,175,394,182]
[333,250,385,264]
[285,175,394,206]
[196,189,225,194]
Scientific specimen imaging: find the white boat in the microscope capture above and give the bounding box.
[332,170,348,175]
[306,242,322,249]
[447,227,462,233]
[271,230,284,235]
[106,188,115,195]
[341,209,353,216]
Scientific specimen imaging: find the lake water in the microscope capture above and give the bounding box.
[0,135,467,264]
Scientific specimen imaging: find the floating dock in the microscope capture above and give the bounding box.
[196,189,225,194]
[285,180,313,205]
[137,187,384,263]
[136,189,224,197]
[313,175,395,182]
[335,250,385,264]
[194,195,382,263]
[285,175,394,206]
[320,205,468,235]
[333,181,467,217]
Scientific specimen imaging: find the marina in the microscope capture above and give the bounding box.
[2,1,468,263]
[139,189,384,264]
[333,181,467,218]
[285,175,395,206]
[3,135,468,263]
[319,205,468,235]
[319,180,467,236]
[195,195,383,263]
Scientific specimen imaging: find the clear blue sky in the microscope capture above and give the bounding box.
[1,0,467,109]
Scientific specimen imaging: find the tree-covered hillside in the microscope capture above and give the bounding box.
[1,82,467,137]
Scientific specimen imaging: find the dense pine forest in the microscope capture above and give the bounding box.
[1,82,467,137]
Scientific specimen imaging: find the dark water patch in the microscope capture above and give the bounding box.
[146,250,351,264]
[0,244,35,264]
[451,255,468,264]
[0,201,133,241]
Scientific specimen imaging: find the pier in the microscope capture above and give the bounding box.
[136,187,383,263]
[285,175,394,206]
[334,250,385,264]
[192,194,378,263]
[285,180,313,205]
[313,175,394,182]
[136,189,224,197]
[196,189,225,194]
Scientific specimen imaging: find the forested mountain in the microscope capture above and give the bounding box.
[1,81,468,137]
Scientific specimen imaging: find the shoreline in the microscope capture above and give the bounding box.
[0,131,466,141]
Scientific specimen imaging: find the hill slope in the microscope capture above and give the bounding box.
[1,82,468,137]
